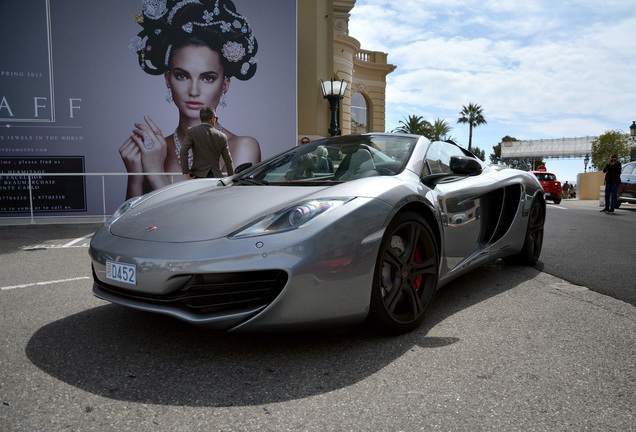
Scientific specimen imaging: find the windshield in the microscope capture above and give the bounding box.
[533,173,556,181]
[235,135,417,185]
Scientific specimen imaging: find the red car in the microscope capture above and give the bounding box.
[530,167,562,204]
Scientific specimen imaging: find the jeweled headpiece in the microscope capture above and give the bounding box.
[129,0,258,80]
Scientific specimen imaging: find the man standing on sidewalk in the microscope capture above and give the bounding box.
[180,107,234,179]
[600,154,621,213]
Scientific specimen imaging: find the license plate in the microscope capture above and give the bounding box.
[106,260,136,285]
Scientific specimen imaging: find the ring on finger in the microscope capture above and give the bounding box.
[143,137,155,149]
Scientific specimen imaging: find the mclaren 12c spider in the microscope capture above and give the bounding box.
[90,133,545,333]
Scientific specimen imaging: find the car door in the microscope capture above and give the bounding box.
[421,141,483,272]
[620,162,636,199]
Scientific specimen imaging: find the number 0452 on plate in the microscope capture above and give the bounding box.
[106,260,136,285]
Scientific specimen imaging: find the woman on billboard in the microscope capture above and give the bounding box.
[121,0,260,198]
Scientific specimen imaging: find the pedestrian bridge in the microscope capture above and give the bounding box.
[500,136,596,159]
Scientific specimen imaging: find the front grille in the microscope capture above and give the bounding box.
[94,269,288,315]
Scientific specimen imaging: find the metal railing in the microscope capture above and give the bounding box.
[0,172,181,224]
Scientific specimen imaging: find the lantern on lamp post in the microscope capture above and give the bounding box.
[321,79,348,136]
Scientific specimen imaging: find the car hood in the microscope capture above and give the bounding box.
[109,182,338,242]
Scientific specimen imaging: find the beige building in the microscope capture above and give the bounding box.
[297,0,396,143]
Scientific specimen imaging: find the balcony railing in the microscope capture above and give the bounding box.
[355,49,389,64]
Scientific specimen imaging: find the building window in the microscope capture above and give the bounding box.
[351,92,369,134]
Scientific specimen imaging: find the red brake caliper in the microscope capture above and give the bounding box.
[413,247,422,291]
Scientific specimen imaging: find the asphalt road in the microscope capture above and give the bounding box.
[541,199,636,305]
[1,205,634,431]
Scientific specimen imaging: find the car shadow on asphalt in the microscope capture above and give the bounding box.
[25,261,539,407]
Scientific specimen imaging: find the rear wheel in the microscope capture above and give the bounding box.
[503,198,545,265]
[369,212,439,334]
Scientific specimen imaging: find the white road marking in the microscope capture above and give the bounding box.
[1,277,91,291]
[62,232,94,247]
[21,232,95,250]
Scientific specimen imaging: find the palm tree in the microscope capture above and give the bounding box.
[457,103,487,151]
[393,115,432,136]
[430,118,453,141]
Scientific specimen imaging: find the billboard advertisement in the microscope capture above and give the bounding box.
[0,0,297,216]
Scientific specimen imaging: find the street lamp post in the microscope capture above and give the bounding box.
[584,153,590,172]
[321,79,348,136]
[630,121,636,162]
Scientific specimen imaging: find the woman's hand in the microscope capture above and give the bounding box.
[129,115,172,192]
[119,136,143,173]
[120,134,144,199]
[131,115,167,173]
[120,116,170,199]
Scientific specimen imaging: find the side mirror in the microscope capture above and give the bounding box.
[422,156,483,188]
[235,162,253,174]
[450,156,482,175]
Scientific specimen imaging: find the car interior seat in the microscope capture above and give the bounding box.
[335,149,376,180]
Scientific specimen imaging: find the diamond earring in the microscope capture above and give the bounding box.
[165,87,173,104]
[220,93,228,108]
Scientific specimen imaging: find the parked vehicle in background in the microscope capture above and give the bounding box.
[616,161,636,208]
[530,166,562,204]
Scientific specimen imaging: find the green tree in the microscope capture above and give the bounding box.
[490,135,518,164]
[457,103,487,151]
[590,130,631,170]
[393,115,432,136]
[491,143,502,164]
[430,118,453,141]
[472,146,486,161]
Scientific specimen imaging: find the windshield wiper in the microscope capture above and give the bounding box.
[233,177,269,186]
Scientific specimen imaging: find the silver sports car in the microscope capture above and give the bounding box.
[90,133,545,333]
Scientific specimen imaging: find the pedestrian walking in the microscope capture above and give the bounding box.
[562,181,570,199]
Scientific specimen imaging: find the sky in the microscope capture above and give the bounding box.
[349,0,636,184]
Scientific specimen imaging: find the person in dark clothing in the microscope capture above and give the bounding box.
[600,154,622,213]
[181,107,234,179]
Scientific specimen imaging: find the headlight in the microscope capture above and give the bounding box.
[105,196,143,226]
[229,198,353,238]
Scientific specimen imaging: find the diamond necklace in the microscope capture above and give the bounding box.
[173,128,193,169]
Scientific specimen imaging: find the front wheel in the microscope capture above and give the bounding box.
[369,212,439,334]
[503,198,545,265]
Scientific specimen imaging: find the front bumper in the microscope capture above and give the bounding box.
[89,198,389,331]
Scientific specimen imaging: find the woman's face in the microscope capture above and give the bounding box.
[164,45,230,121]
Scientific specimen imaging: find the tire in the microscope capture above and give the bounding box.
[369,212,439,334]
[553,198,561,204]
[615,201,622,209]
[503,198,545,266]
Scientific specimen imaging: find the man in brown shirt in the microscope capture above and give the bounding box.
[180,107,234,178]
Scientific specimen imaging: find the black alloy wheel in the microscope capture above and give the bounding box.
[369,212,439,334]
[504,197,545,265]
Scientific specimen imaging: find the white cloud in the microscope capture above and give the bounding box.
[350,0,636,145]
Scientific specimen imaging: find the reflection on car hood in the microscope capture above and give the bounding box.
[109,183,332,242]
